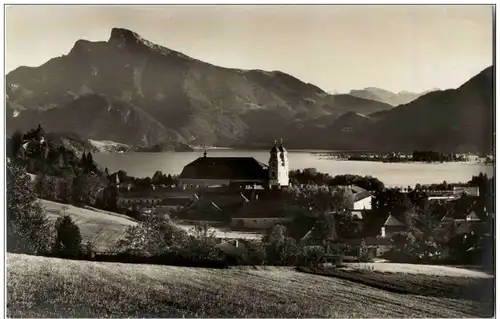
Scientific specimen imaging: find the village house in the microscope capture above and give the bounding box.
[117,187,197,211]
[230,196,297,230]
[176,191,249,222]
[380,214,407,238]
[338,185,373,211]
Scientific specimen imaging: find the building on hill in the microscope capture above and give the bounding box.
[177,193,248,222]
[452,186,480,197]
[440,195,486,225]
[340,185,373,211]
[380,214,407,238]
[178,140,290,189]
[117,188,196,209]
[230,196,299,230]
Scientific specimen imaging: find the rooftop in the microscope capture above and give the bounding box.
[341,185,372,202]
[383,214,406,227]
[179,157,269,181]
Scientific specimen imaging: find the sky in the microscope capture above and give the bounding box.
[5,5,494,93]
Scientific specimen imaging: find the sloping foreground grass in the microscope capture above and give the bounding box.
[7,254,489,318]
[297,266,494,315]
[40,199,137,251]
[342,262,493,278]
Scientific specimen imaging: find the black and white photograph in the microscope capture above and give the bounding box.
[2,3,496,318]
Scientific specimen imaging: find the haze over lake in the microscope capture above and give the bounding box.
[93,150,493,187]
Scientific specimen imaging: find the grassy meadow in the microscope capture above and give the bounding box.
[298,266,493,311]
[7,253,492,318]
[40,199,137,251]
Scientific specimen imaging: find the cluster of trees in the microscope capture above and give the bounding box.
[341,151,467,163]
[114,213,358,267]
[151,171,176,186]
[289,168,385,193]
[111,170,178,190]
[8,126,100,179]
[8,126,112,210]
[7,162,87,257]
[412,151,467,163]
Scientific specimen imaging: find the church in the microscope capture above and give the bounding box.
[178,140,289,189]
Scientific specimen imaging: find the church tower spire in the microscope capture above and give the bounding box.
[268,139,289,189]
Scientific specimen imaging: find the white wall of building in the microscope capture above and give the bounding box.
[353,196,372,210]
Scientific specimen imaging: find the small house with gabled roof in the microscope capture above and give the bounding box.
[380,214,407,238]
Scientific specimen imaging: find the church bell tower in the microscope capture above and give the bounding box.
[268,139,289,188]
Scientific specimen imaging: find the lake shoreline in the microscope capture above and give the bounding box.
[93,150,493,188]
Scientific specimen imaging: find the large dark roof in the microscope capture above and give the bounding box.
[179,157,269,181]
[442,196,486,221]
[233,197,302,219]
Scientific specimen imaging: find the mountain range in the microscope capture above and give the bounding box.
[348,87,435,106]
[6,28,494,153]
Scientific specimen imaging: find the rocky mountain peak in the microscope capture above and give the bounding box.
[109,28,142,45]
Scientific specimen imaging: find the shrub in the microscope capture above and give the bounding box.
[6,162,53,254]
[184,223,220,261]
[115,214,189,257]
[358,239,375,262]
[241,241,267,265]
[300,246,325,266]
[85,241,96,260]
[53,215,82,257]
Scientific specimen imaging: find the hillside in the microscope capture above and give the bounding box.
[349,87,431,106]
[7,253,490,318]
[6,27,392,149]
[362,66,494,153]
[40,199,137,251]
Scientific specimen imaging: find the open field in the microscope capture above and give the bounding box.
[40,200,137,251]
[297,266,494,310]
[342,262,493,278]
[40,199,262,250]
[7,253,491,318]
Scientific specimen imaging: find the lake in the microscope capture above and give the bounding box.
[93,149,493,188]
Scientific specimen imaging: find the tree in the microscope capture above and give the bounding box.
[263,224,299,265]
[329,174,385,193]
[186,223,219,260]
[6,162,53,254]
[152,171,166,185]
[372,188,413,224]
[71,173,105,206]
[391,231,416,248]
[56,177,73,203]
[54,215,82,257]
[34,173,57,201]
[287,185,353,216]
[241,241,267,265]
[166,174,174,186]
[334,210,358,239]
[310,212,337,250]
[8,130,24,159]
[392,202,444,261]
[115,214,188,257]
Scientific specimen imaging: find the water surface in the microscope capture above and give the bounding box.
[93,150,493,187]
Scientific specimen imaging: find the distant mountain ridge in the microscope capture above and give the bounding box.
[362,66,494,153]
[6,27,392,149]
[348,87,434,106]
[6,28,493,153]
